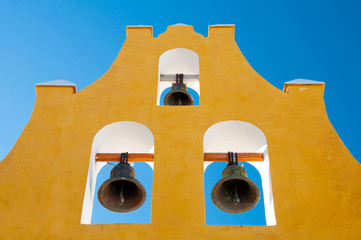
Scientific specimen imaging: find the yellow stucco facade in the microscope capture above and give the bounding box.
[0,25,360,239]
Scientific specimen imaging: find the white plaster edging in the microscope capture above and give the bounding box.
[203,120,276,226]
[157,48,200,105]
[80,121,154,224]
[285,79,325,85]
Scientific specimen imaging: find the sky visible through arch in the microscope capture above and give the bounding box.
[1,0,360,225]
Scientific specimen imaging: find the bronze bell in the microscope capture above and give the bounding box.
[163,73,194,106]
[211,152,260,213]
[97,153,146,212]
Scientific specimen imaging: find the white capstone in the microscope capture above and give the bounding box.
[36,79,76,87]
[171,23,190,26]
[285,79,325,85]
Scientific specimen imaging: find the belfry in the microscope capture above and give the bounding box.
[0,24,360,239]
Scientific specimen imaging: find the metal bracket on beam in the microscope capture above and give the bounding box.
[204,153,264,162]
[96,153,154,162]
[160,74,199,82]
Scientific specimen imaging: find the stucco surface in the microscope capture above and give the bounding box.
[0,25,360,239]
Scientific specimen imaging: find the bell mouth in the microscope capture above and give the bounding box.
[97,177,146,213]
[211,177,260,213]
[163,83,194,106]
[164,92,194,105]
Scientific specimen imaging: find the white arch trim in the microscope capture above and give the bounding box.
[203,120,276,226]
[157,48,200,105]
[80,121,154,224]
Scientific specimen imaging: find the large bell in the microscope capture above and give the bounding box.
[97,161,146,212]
[211,163,260,213]
[163,73,194,106]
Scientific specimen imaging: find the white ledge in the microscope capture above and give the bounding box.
[36,80,77,92]
[36,79,76,86]
[209,24,235,27]
[171,23,190,26]
[285,79,325,85]
[126,25,153,28]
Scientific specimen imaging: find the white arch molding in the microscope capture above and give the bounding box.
[203,120,276,226]
[157,48,200,105]
[80,121,154,224]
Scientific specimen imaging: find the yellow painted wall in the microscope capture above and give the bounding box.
[0,25,360,239]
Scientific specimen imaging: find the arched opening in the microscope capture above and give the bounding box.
[81,121,154,224]
[203,120,276,226]
[157,48,200,105]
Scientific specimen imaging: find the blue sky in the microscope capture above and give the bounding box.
[1,0,360,163]
[1,0,360,224]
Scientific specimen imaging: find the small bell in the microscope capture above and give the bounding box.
[163,73,194,106]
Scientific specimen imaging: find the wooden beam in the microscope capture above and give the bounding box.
[204,152,264,162]
[95,153,154,162]
[95,152,263,163]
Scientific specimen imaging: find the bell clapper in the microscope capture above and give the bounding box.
[119,182,125,205]
[177,74,182,105]
[233,183,240,204]
[233,152,240,204]
[118,153,126,205]
[177,94,182,105]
